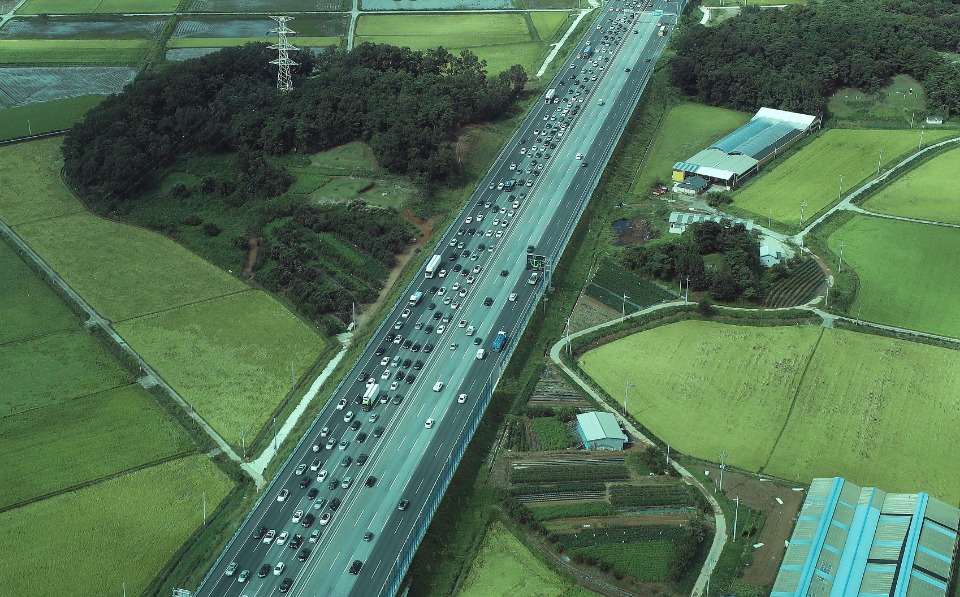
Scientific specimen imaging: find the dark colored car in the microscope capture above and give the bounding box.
[403,339,413,349]
[392,395,404,405]
[350,420,361,431]
[432,311,442,320]
[341,456,352,467]
[356,453,368,466]
[350,560,363,575]
[500,269,509,277]
[329,498,341,511]
[374,346,385,356]
[258,564,271,578]
[453,264,463,272]
[357,372,368,382]
[356,432,367,443]
[414,360,424,370]
[483,297,494,306]
[527,245,535,253]
[253,526,267,541]
[411,343,421,352]
[279,578,293,593]
[478,243,486,252]
[297,548,311,562]
[406,374,417,384]
[427,302,436,310]
[328,479,339,490]
[423,344,433,354]
[289,534,303,550]
[402,359,412,369]
[398,499,410,511]
[307,487,319,500]
[363,531,374,541]
[299,477,311,489]
[365,476,377,488]
[395,371,405,381]
[373,426,385,438]
[301,513,315,528]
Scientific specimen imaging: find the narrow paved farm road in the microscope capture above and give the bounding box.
[536,0,599,78]
[0,0,28,26]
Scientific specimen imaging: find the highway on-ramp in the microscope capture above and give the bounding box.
[196,0,683,595]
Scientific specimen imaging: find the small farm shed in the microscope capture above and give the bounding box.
[576,412,627,451]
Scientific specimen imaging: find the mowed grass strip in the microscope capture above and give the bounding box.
[733,128,957,224]
[114,289,330,440]
[580,321,815,471]
[0,94,106,142]
[0,385,194,508]
[632,102,750,195]
[863,146,960,224]
[0,240,77,344]
[12,209,246,321]
[766,328,960,500]
[0,455,232,596]
[828,215,960,337]
[18,0,179,13]
[0,39,151,63]
[530,10,569,40]
[0,138,86,225]
[0,330,132,417]
[166,36,339,48]
[580,321,960,502]
[459,521,600,597]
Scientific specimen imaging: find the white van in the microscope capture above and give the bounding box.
[476,349,487,360]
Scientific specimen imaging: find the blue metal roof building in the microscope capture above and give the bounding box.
[772,477,960,597]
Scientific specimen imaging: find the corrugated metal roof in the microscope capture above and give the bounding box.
[575,412,626,443]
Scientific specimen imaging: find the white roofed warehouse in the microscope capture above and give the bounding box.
[673,107,821,190]
[576,412,627,451]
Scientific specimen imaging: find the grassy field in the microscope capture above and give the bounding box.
[862,146,960,224]
[573,542,676,582]
[458,521,599,597]
[0,39,151,64]
[0,240,77,344]
[310,141,384,171]
[114,289,330,440]
[531,417,575,450]
[355,13,549,75]
[0,330,134,417]
[733,128,957,225]
[0,138,86,225]
[579,320,960,502]
[18,0,180,13]
[0,95,106,142]
[530,10,570,40]
[631,102,750,195]
[828,215,960,337]
[0,385,194,508]
[0,455,232,596]
[828,75,928,126]
[166,36,338,48]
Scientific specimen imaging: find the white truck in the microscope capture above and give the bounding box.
[425,254,441,279]
[545,88,556,104]
[408,291,424,307]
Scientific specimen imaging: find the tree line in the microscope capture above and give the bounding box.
[669,0,960,117]
[62,42,527,210]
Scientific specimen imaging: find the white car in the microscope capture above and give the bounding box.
[465,216,473,224]
[310,529,321,543]
[381,369,391,380]
[292,510,304,524]
[458,394,467,404]
[336,398,347,410]
[438,268,447,278]
[390,381,399,390]
[425,418,435,429]
[277,489,289,502]
[437,286,446,296]
[325,437,336,450]
[472,266,481,274]
[344,410,355,423]
[310,458,322,471]
[466,275,475,284]
[263,529,277,544]
[466,325,475,336]
[401,308,411,318]
[476,213,484,221]
[320,426,330,437]
[458,289,467,298]
[496,230,504,238]
[492,218,500,227]
[380,356,389,366]
[437,325,446,334]
[458,320,467,328]
[451,282,461,292]
[509,292,518,302]
[576,153,583,160]
[317,469,328,482]
[433,381,444,392]
[319,512,331,526]
[295,463,307,476]
[277,531,289,546]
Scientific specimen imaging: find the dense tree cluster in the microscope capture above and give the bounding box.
[669,1,955,115]
[63,42,527,208]
[623,222,763,302]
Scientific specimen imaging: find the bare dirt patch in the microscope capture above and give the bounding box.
[611,216,661,246]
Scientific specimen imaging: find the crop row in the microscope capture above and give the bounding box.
[591,258,674,306]
[554,525,689,548]
[530,501,615,520]
[517,491,606,503]
[509,463,630,484]
[609,483,693,508]
[511,482,606,496]
[764,259,823,307]
[571,541,676,583]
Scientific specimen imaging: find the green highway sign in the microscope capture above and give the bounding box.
[527,254,546,270]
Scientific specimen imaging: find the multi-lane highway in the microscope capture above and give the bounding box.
[196,0,682,595]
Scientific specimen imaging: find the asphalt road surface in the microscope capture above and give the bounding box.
[196,0,682,595]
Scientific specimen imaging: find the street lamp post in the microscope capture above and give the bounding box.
[877,148,883,174]
[919,125,925,149]
[838,241,846,273]
[799,201,808,227]
[624,382,635,416]
[621,293,629,322]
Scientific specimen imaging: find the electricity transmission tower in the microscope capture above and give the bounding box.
[269,16,298,92]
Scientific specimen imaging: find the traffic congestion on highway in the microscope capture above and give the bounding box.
[196,0,677,594]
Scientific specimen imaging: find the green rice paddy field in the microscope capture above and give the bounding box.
[355,12,567,75]
[632,102,750,195]
[0,95,107,142]
[0,455,232,596]
[458,522,599,597]
[166,36,339,48]
[827,215,960,337]
[0,39,151,64]
[0,240,77,344]
[862,146,960,224]
[18,0,180,13]
[734,128,957,225]
[579,320,960,502]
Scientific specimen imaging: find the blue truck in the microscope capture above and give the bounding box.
[492,330,507,352]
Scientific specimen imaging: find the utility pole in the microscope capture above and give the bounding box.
[624,382,635,416]
[564,317,572,355]
[273,416,279,453]
[203,491,207,526]
[733,496,740,539]
[241,427,246,459]
[799,201,807,227]
[621,293,628,322]
[877,148,883,174]
[718,450,727,493]
[839,173,844,199]
[838,241,846,273]
[685,276,690,303]
[919,125,925,149]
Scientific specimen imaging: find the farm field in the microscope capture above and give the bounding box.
[0,329,132,417]
[114,289,330,440]
[579,320,960,502]
[862,146,960,224]
[354,13,550,75]
[362,0,511,8]
[0,240,77,344]
[586,257,675,315]
[0,385,193,508]
[0,39,151,64]
[0,17,166,39]
[458,521,599,597]
[733,128,957,225]
[171,15,347,38]
[0,455,232,596]
[827,75,927,126]
[0,94,106,141]
[828,215,960,337]
[530,10,569,40]
[17,0,179,13]
[189,0,348,11]
[0,66,135,109]
[166,36,339,49]
[631,102,750,195]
